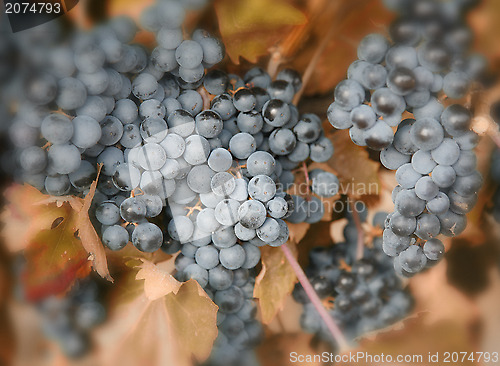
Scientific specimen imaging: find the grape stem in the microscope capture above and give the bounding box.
[267,50,282,79]
[350,200,365,260]
[280,243,349,350]
[198,87,211,111]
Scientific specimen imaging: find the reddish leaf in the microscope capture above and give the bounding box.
[22,205,92,301]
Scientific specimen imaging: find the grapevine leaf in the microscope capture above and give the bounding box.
[287,222,310,243]
[327,130,380,198]
[254,242,298,324]
[72,170,113,281]
[135,258,182,300]
[164,280,219,362]
[22,205,92,302]
[96,259,218,366]
[0,184,67,253]
[291,0,392,96]
[1,169,112,288]
[214,0,306,64]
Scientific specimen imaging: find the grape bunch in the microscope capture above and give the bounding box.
[293,211,413,345]
[381,105,481,276]
[328,0,484,150]
[37,278,106,358]
[7,0,338,361]
[327,0,484,276]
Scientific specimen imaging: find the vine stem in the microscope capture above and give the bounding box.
[280,243,349,350]
[198,87,211,111]
[351,201,365,261]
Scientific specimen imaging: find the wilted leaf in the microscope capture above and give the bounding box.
[288,222,310,243]
[215,0,306,64]
[71,170,113,281]
[291,0,392,96]
[255,242,298,324]
[1,168,112,296]
[327,130,380,198]
[22,206,92,302]
[135,258,181,300]
[1,184,67,253]
[96,259,218,366]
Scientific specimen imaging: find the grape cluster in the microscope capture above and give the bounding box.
[37,279,106,358]
[162,67,335,362]
[293,211,412,345]
[381,104,481,276]
[7,0,337,361]
[327,0,484,276]
[328,0,484,150]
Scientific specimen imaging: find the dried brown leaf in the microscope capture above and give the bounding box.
[96,259,218,366]
[254,242,298,324]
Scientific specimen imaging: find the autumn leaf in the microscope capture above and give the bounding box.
[327,130,380,198]
[254,242,298,324]
[291,0,393,96]
[215,0,306,64]
[0,184,67,253]
[95,258,218,366]
[1,166,112,298]
[135,258,181,300]
[288,222,310,243]
[22,206,92,302]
